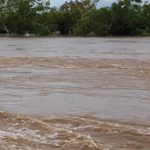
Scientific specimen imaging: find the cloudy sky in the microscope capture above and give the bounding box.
[51,0,150,7]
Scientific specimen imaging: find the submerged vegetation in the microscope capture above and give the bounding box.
[0,0,150,36]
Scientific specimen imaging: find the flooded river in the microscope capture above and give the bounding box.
[0,37,150,149]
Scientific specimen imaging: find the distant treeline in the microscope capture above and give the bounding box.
[0,0,150,36]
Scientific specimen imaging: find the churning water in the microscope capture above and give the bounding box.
[0,37,150,149]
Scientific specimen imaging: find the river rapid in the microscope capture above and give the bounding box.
[0,37,150,149]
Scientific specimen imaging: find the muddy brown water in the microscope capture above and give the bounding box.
[0,37,150,149]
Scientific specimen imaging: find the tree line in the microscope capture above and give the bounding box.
[0,0,149,36]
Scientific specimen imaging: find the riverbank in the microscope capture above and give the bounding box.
[0,34,150,38]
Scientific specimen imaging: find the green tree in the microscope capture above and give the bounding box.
[141,2,150,35]
[110,0,142,35]
[33,7,58,35]
[0,0,50,35]
[90,8,112,36]
[58,0,99,35]
[0,0,150,36]
[56,10,74,35]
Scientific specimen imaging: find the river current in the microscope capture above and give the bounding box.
[0,37,150,149]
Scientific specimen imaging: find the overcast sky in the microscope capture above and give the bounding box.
[51,0,150,7]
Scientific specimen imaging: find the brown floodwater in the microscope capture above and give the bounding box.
[0,37,150,149]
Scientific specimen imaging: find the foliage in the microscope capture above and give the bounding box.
[0,0,149,36]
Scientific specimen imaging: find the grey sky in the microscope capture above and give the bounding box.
[51,0,150,7]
